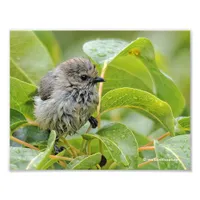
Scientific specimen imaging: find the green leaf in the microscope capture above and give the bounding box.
[11,125,49,148]
[10,109,27,132]
[83,123,139,168]
[114,37,185,116]
[83,39,154,94]
[83,39,128,65]
[10,59,33,84]
[10,77,37,119]
[101,88,174,135]
[10,147,39,170]
[67,153,102,169]
[175,116,190,134]
[154,135,191,170]
[41,150,65,170]
[26,130,56,170]
[103,62,153,95]
[134,132,151,147]
[83,38,185,116]
[10,31,55,84]
[34,31,62,64]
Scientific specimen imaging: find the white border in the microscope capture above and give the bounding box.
[1,0,199,200]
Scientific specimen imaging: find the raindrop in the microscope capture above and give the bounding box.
[107,49,114,53]
[98,53,106,57]
[91,48,97,52]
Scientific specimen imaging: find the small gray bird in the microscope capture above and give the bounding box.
[34,58,104,152]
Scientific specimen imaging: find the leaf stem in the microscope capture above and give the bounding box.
[97,61,108,129]
[26,118,39,127]
[96,164,101,170]
[87,140,92,155]
[60,137,80,157]
[99,140,103,154]
[58,160,67,168]
[138,146,155,152]
[138,158,155,168]
[109,162,117,169]
[49,155,73,161]
[144,132,171,147]
[10,136,73,166]
[10,136,39,151]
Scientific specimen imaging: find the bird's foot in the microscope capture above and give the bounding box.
[54,145,65,155]
[88,116,98,128]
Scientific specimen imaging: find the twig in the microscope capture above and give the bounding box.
[49,155,73,161]
[138,146,155,152]
[10,136,39,151]
[60,137,80,157]
[58,160,67,168]
[26,118,39,127]
[138,158,155,168]
[97,61,108,128]
[144,132,171,147]
[10,136,73,166]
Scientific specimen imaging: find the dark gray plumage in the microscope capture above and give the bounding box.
[34,58,104,138]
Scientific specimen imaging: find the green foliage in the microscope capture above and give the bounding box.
[10,147,39,170]
[67,153,102,169]
[154,135,190,170]
[83,123,138,169]
[100,88,174,135]
[26,131,56,170]
[10,109,27,132]
[10,77,37,119]
[10,31,190,170]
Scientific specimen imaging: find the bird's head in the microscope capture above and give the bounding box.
[57,58,105,89]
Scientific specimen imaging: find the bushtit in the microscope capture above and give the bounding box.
[34,58,105,152]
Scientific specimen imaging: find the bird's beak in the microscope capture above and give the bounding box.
[93,77,105,83]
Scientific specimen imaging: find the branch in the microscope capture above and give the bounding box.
[97,61,108,128]
[138,146,155,152]
[138,158,155,168]
[144,132,171,147]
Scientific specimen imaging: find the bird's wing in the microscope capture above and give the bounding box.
[38,71,56,100]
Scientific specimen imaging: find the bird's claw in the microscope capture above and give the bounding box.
[88,116,98,128]
[54,145,65,155]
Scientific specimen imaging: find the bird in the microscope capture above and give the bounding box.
[34,58,105,153]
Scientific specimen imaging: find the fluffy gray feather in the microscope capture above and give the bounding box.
[34,58,102,137]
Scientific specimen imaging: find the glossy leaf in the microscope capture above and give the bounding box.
[10,31,55,84]
[154,135,191,170]
[34,31,62,64]
[177,116,190,131]
[113,37,185,116]
[10,125,49,148]
[10,147,39,170]
[10,109,27,132]
[83,39,128,65]
[174,116,190,135]
[10,77,37,119]
[83,39,154,95]
[26,130,56,170]
[67,153,102,169]
[10,59,33,84]
[103,62,152,95]
[83,123,139,168]
[101,88,174,135]
[83,38,185,116]
[41,150,65,170]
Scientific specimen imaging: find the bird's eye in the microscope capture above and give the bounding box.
[81,75,88,81]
